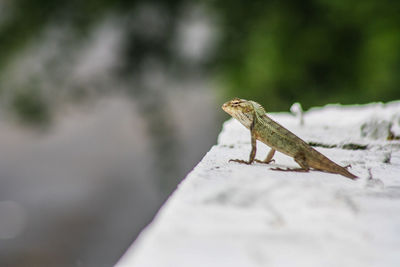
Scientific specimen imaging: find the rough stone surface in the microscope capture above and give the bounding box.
[118,101,400,267]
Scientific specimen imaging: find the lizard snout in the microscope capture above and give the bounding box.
[221,101,230,112]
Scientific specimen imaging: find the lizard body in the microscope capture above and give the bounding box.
[222,98,357,179]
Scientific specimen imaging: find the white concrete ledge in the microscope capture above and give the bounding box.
[118,101,400,267]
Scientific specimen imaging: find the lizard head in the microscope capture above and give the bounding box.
[222,98,255,129]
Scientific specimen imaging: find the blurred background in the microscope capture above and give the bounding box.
[0,0,399,266]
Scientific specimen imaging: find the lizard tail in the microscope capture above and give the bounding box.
[337,167,358,179]
[322,161,358,179]
[310,150,358,179]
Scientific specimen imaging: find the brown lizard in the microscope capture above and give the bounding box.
[222,98,358,179]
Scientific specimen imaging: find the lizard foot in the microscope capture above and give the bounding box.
[271,167,309,173]
[255,159,275,164]
[229,159,252,165]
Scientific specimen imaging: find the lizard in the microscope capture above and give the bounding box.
[222,97,358,179]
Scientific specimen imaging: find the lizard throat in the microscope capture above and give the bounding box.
[233,111,253,129]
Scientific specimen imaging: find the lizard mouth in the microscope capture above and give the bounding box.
[222,104,235,117]
[221,102,229,112]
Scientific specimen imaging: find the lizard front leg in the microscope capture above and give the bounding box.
[255,148,276,164]
[229,130,257,165]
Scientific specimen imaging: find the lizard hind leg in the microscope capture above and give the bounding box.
[271,152,310,172]
[294,152,310,171]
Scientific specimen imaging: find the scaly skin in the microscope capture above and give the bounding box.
[222,98,357,179]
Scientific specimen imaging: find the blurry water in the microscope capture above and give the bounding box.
[0,93,219,266]
[0,3,221,265]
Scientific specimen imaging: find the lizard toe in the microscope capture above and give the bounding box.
[229,159,252,165]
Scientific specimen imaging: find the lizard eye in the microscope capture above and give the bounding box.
[231,98,241,105]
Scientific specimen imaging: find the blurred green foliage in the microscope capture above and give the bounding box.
[0,0,184,125]
[209,0,400,110]
[11,85,50,126]
[1,0,400,117]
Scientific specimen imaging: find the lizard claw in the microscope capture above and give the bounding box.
[229,159,252,165]
[271,167,309,172]
[255,159,275,164]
